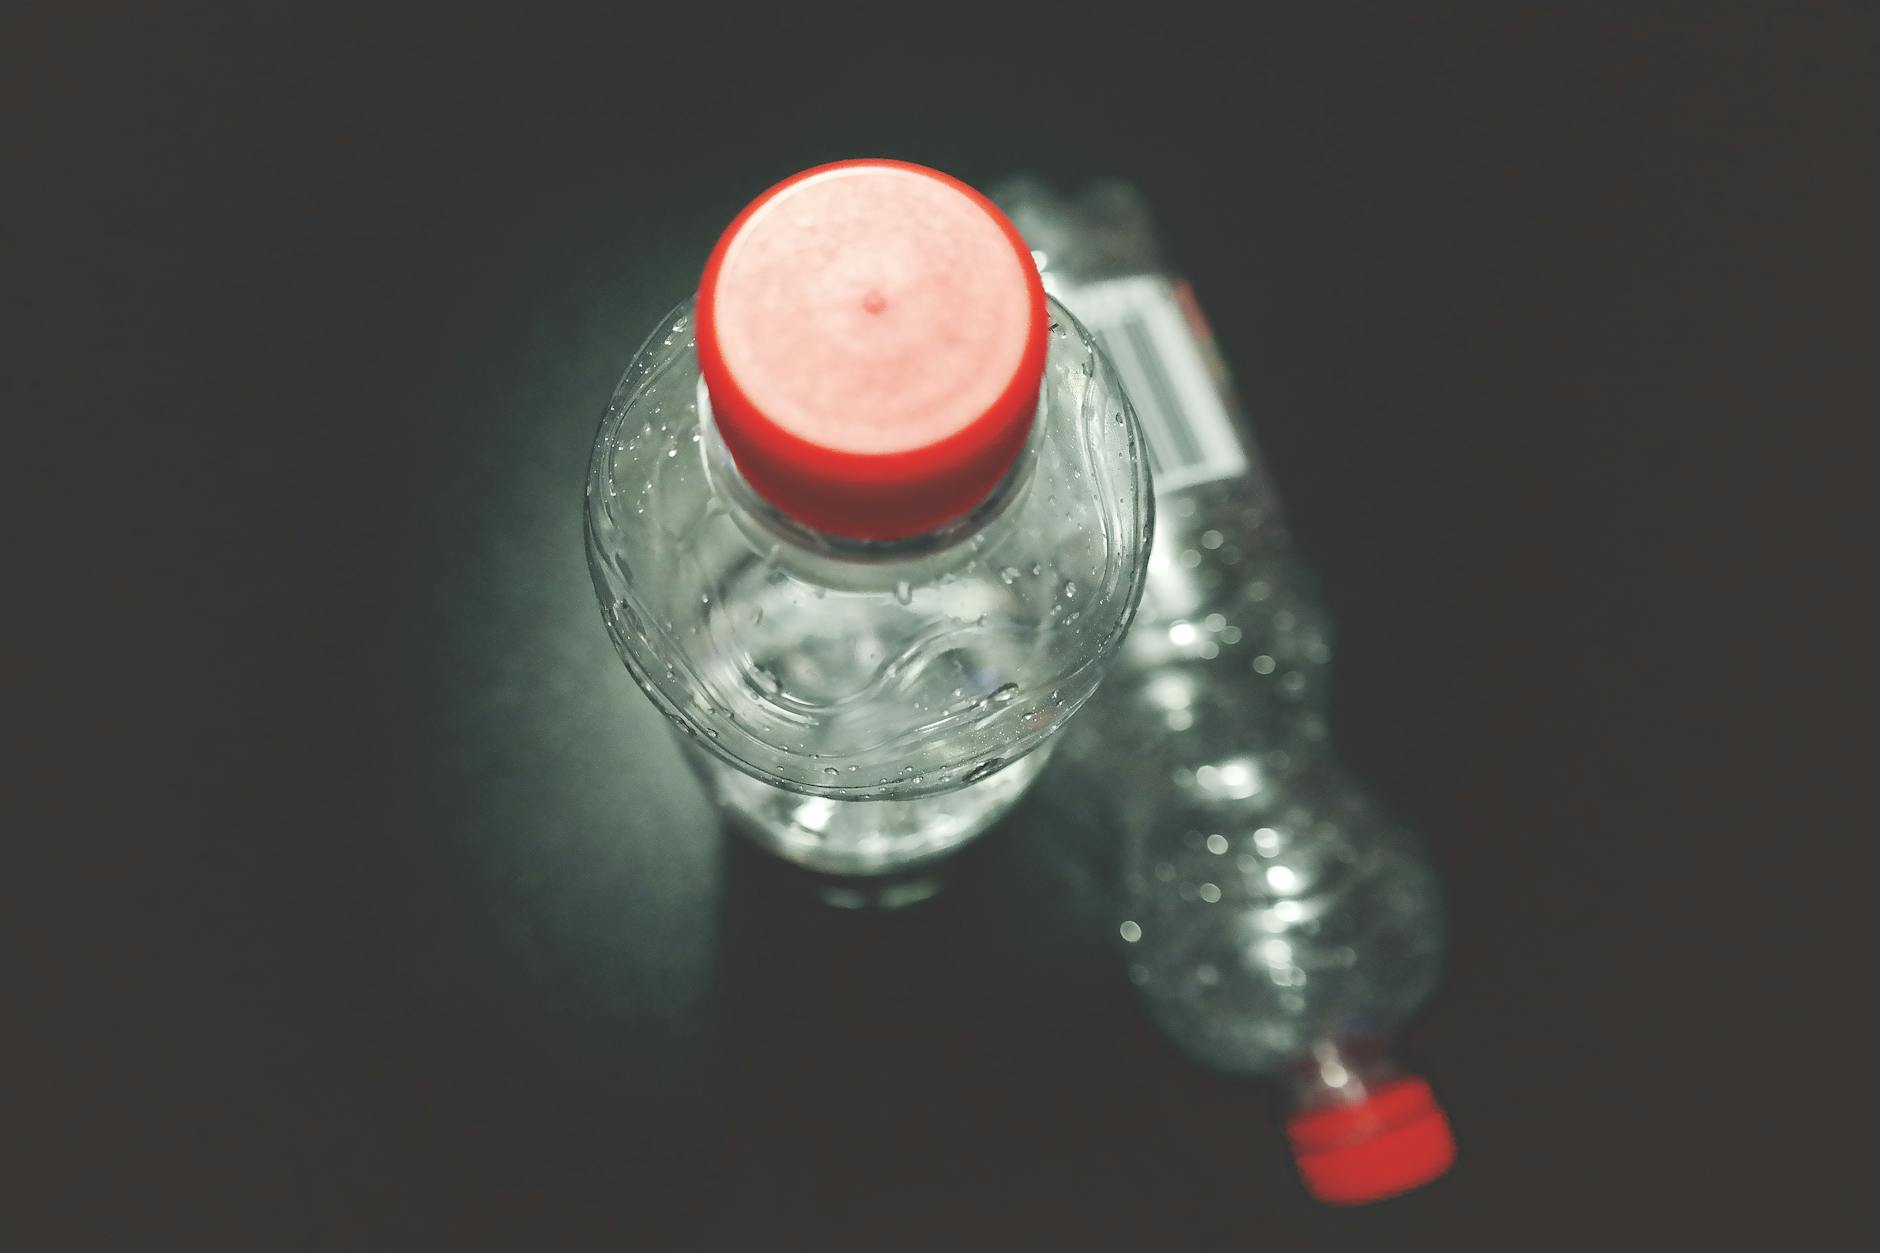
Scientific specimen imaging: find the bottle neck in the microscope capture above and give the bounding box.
[1283,1037,1404,1113]
[697,377,1040,592]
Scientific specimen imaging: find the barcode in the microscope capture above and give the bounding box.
[1065,275,1249,495]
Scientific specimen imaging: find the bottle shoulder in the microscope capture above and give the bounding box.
[1117,760,1444,1074]
[585,298,1153,799]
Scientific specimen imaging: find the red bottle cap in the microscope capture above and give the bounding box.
[697,159,1048,541]
[1284,1076,1457,1206]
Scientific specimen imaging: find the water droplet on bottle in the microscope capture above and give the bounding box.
[999,566,1020,584]
[1030,563,1042,577]
[963,757,1006,783]
[823,767,839,777]
[988,683,1019,704]
[1063,581,1078,599]
[894,580,912,605]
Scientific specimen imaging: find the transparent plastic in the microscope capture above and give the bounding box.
[1000,178,1450,1196]
[1114,757,1442,1084]
[585,298,1153,875]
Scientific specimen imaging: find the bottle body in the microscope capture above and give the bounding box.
[999,178,1453,1202]
[1116,757,1443,1076]
[586,297,1153,875]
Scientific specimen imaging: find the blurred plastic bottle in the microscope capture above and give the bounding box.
[585,161,1153,887]
[1119,757,1452,1205]
[996,178,1454,1203]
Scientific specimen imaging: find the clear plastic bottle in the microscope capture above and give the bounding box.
[1117,758,1452,1206]
[585,161,1153,882]
[997,178,1454,1203]
[995,179,1335,776]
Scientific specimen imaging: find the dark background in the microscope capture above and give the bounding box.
[10,6,1874,1249]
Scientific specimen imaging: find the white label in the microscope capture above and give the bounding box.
[1064,275,1250,495]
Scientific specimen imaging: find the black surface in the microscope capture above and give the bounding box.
[12,7,1875,1250]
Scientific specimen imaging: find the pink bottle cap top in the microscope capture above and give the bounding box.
[697,159,1048,541]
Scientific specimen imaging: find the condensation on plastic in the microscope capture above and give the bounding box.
[585,295,1153,870]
